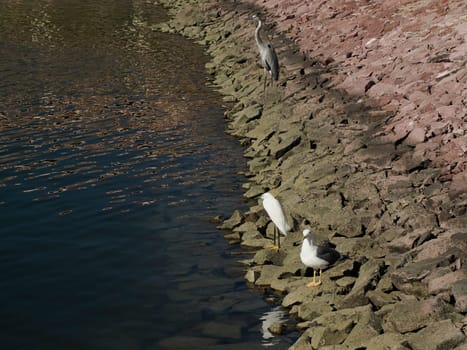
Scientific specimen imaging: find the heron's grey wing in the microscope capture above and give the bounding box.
[317,245,341,266]
[265,44,279,81]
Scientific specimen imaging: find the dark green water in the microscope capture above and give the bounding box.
[0,1,295,349]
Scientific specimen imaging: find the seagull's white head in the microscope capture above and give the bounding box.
[303,229,312,238]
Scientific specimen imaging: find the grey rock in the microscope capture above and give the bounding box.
[343,306,382,347]
[339,258,385,309]
[384,297,453,333]
[367,290,403,308]
[282,284,323,308]
[252,249,284,265]
[335,276,356,289]
[269,133,302,159]
[362,332,410,350]
[408,319,465,350]
[240,231,270,248]
[391,253,458,297]
[218,209,244,230]
[297,296,334,321]
[254,265,285,286]
[233,221,257,234]
[267,321,285,335]
[245,269,260,283]
[308,305,378,348]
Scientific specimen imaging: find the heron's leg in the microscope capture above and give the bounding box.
[277,230,281,249]
[263,69,267,103]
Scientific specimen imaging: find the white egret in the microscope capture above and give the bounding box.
[300,229,341,287]
[259,191,290,250]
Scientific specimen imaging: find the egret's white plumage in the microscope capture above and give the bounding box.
[300,229,341,287]
[260,192,290,249]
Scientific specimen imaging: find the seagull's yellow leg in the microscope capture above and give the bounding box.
[317,269,323,286]
[307,269,322,287]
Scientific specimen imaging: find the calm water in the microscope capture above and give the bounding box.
[0,1,295,349]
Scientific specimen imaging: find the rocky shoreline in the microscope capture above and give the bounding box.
[154,0,466,349]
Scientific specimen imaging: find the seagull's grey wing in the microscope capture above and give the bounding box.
[317,245,341,266]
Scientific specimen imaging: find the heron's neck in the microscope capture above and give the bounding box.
[255,20,265,46]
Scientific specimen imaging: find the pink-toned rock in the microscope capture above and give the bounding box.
[452,279,467,313]
[436,105,458,120]
[244,0,466,175]
[413,230,467,262]
[428,270,467,295]
[406,127,426,145]
[391,251,461,297]
[449,172,467,199]
[429,121,451,136]
[388,228,434,253]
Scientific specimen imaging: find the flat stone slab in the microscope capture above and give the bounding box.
[384,298,453,333]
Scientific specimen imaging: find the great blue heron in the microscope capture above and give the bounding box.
[252,14,279,101]
[259,192,290,250]
[300,229,341,287]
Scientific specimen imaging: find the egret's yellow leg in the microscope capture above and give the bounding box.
[268,226,280,251]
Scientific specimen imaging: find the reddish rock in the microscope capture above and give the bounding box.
[449,172,467,199]
[244,0,466,182]
[406,127,427,146]
[452,279,467,313]
[428,270,467,296]
[388,228,434,253]
[413,230,467,262]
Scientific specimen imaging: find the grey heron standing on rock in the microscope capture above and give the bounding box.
[252,14,279,102]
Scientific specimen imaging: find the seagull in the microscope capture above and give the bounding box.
[259,192,290,250]
[300,229,341,287]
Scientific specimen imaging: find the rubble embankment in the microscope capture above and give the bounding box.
[155,0,467,348]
